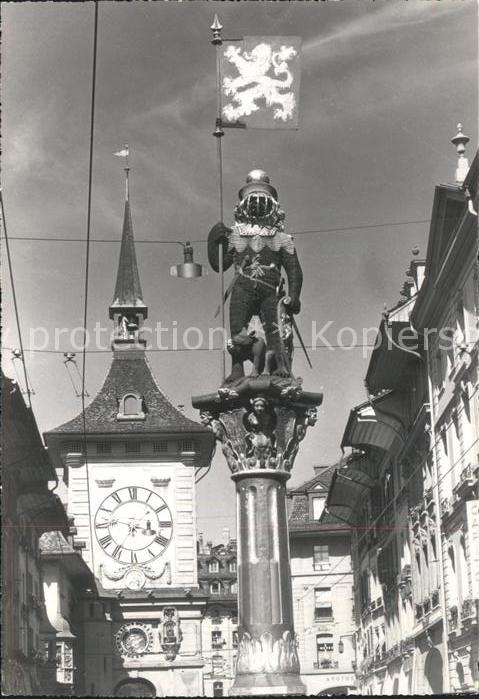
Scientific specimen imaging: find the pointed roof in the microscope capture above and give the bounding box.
[109,199,146,315]
[46,354,207,435]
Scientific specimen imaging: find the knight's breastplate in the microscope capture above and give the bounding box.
[234,247,282,288]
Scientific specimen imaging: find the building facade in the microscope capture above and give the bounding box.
[288,467,357,696]
[1,373,70,695]
[327,136,478,694]
[44,178,214,697]
[410,144,478,693]
[198,534,238,697]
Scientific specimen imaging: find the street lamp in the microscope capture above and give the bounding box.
[170,242,204,279]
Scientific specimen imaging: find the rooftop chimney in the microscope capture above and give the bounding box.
[223,527,230,546]
[451,123,470,184]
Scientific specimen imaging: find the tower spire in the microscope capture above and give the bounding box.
[109,163,148,351]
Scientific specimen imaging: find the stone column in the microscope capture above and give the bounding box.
[193,376,322,695]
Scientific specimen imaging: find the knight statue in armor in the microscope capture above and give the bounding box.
[208,169,303,384]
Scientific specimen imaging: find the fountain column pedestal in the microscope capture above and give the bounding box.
[193,376,322,696]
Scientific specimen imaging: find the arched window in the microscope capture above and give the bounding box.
[117,393,145,421]
[230,582,238,594]
[124,395,140,415]
[213,681,224,697]
[114,679,156,697]
[209,559,219,573]
[210,581,221,594]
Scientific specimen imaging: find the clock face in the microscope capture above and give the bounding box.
[94,486,173,564]
[115,623,152,657]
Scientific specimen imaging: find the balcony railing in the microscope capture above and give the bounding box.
[448,605,458,632]
[461,598,478,622]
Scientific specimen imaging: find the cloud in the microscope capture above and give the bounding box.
[304,0,466,61]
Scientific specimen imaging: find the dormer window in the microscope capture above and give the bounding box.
[117,393,145,422]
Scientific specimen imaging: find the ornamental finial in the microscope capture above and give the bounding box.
[210,14,223,45]
[451,123,470,184]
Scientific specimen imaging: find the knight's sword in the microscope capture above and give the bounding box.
[279,284,313,370]
[290,314,313,369]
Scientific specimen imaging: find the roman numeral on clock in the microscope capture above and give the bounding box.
[158,521,172,527]
[154,534,169,547]
[155,504,168,514]
[112,545,123,560]
[96,521,109,529]
[130,552,138,564]
[111,491,122,503]
[99,534,112,547]
[128,486,138,500]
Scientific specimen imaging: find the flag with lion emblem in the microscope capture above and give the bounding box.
[221,36,301,129]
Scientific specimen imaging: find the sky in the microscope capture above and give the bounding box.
[2,0,477,542]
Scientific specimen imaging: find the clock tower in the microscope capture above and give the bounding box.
[45,172,214,697]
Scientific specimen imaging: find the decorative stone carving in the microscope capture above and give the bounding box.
[236,630,300,675]
[101,561,171,586]
[160,607,182,661]
[199,382,320,474]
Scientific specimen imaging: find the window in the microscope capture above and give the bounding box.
[229,560,237,573]
[153,440,168,453]
[213,681,224,697]
[316,633,334,667]
[230,582,237,594]
[232,630,238,649]
[66,441,83,453]
[96,442,112,454]
[124,395,140,415]
[313,544,329,570]
[117,393,145,421]
[179,439,194,452]
[211,630,223,649]
[209,560,219,573]
[316,633,334,653]
[314,587,333,620]
[125,442,141,453]
[210,581,221,594]
[312,497,325,520]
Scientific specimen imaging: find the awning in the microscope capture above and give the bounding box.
[326,468,376,525]
[341,395,404,454]
[366,318,422,393]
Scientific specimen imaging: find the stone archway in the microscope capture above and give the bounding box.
[114,678,157,697]
[424,648,443,695]
[317,686,356,696]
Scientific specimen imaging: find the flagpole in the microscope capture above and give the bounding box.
[125,144,130,201]
[211,14,226,382]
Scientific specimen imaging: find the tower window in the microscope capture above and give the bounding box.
[66,441,83,453]
[124,395,139,415]
[153,441,168,453]
[96,442,112,454]
[179,439,194,452]
[125,442,141,454]
[117,393,145,422]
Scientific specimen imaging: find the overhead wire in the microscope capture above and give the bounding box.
[80,0,99,575]
[0,190,32,407]
[1,217,431,245]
